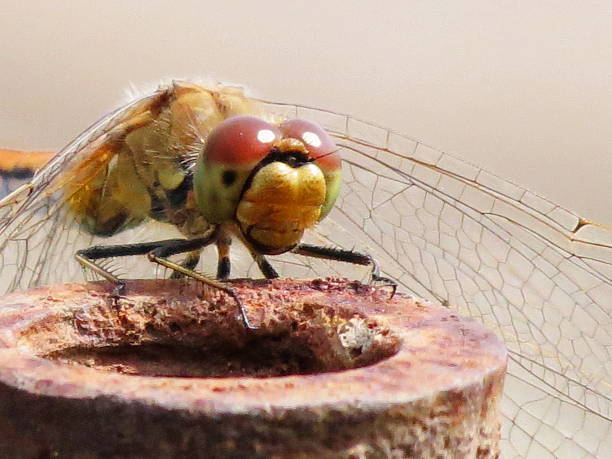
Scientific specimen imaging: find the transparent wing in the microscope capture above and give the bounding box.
[0,82,269,292]
[260,101,612,458]
[0,86,184,292]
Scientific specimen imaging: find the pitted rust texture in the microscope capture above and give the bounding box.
[0,278,506,458]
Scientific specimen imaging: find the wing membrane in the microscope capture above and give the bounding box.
[260,100,611,458]
[0,87,176,291]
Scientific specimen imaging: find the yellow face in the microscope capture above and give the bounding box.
[236,160,327,254]
[193,116,342,254]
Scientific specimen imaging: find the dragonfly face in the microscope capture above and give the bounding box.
[193,115,342,255]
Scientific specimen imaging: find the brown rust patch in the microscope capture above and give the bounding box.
[18,279,399,378]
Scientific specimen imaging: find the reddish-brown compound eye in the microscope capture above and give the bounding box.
[280,119,341,171]
[205,116,281,167]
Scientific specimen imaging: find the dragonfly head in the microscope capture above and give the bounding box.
[193,116,342,254]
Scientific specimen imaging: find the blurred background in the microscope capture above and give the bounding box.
[0,1,610,223]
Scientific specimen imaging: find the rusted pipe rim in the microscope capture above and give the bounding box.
[0,278,506,414]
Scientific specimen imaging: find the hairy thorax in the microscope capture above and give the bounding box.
[63,83,266,239]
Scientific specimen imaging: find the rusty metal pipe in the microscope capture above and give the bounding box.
[0,278,506,458]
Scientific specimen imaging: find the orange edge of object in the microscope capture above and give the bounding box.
[0,149,56,173]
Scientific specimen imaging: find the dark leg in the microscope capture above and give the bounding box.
[253,253,279,279]
[216,235,232,279]
[147,242,254,329]
[76,240,181,288]
[76,234,254,329]
[236,235,279,279]
[75,237,214,299]
[292,243,397,296]
[212,228,278,280]
[170,250,201,279]
[76,237,215,281]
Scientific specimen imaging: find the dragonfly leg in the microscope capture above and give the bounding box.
[252,253,279,279]
[240,242,279,278]
[76,237,214,280]
[232,229,279,279]
[75,239,184,292]
[147,241,254,329]
[76,238,213,296]
[292,243,397,297]
[147,246,257,330]
[213,226,280,280]
[76,234,254,329]
[215,234,232,279]
[169,250,201,279]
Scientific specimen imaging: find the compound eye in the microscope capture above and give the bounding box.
[279,119,341,170]
[205,115,281,166]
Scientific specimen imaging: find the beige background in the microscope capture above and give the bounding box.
[0,1,610,224]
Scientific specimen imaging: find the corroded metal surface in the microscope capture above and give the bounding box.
[0,278,507,458]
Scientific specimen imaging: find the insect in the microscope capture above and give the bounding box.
[0,80,610,457]
[0,81,395,328]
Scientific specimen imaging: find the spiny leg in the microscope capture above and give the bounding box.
[76,237,215,279]
[146,241,254,329]
[241,241,279,279]
[169,250,201,279]
[76,239,193,290]
[252,253,279,279]
[215,234,232,279]
[76,234,255,329]
[292,243,397,296]
[221,226,278,279]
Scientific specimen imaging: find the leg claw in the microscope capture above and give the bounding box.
[109,281,128,308]
[370,274,398,298]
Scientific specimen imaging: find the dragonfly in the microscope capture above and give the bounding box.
[0,80,610,458]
